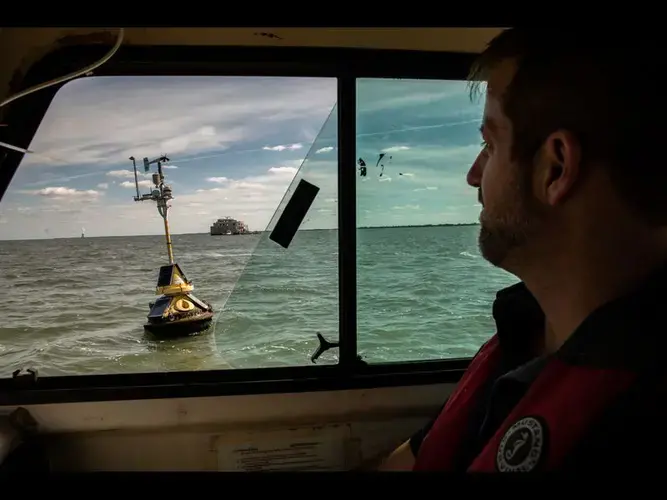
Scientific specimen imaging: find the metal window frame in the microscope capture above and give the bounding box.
[0,43,481,405]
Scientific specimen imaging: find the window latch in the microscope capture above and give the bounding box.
[11,368,38,387]
[310,332,339,363]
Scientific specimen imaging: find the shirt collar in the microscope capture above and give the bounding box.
[491,260,667,370]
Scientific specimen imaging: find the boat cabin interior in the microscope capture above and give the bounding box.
[0,26,510,474]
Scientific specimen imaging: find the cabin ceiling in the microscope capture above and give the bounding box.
[0,27,504,104]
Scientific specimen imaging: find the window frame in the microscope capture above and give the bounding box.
[0,42,484,406]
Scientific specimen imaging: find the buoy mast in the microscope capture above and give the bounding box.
[129,155,174,264]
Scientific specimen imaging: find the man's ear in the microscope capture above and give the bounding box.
[535,130,582,206]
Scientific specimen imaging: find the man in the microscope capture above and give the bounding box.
[379,27,667,473]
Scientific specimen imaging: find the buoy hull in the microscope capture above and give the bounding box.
[144,311,214,337]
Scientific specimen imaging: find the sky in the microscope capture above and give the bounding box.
[0,75,485,240]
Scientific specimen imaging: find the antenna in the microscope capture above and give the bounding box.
[129,156,140,200]
[129,154,174,264]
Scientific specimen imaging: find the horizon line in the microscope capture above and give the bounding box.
[0,222,480,242]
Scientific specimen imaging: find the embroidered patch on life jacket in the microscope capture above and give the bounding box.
[495,416,548,472]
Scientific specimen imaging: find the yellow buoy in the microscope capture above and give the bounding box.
[129,154,214,337]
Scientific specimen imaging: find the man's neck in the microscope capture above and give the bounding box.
[521,234,667,355]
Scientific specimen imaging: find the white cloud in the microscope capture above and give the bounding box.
[170,166,307,232]
[315,146,334,154]
[120,180,152,189]
[21,76,336,168]
[383,145,410,153]
[262,143,303,152]
[268,166,298,175]
[207,177,229,184]
[30,186,101,200]
[107,169,146,179]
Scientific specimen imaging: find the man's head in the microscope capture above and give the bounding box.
[465,28,667,274]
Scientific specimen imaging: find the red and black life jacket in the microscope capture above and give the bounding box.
[413,268,667,473]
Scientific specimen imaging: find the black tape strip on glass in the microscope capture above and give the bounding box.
[269,179,320,249]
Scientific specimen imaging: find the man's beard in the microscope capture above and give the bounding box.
[478,214,535,269]
[477,174,546,271]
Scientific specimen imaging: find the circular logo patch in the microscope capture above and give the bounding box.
[496,416,546,472]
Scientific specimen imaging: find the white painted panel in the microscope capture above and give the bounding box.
[0,382,453,433]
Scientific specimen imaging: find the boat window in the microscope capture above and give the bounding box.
[355,78,517,363]
[0,75,338,377]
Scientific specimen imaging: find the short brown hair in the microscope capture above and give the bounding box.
[468,28,666,224]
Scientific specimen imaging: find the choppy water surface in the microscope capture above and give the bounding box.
[0,225,517,377]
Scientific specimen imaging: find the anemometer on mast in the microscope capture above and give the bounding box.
[129,154,174,264]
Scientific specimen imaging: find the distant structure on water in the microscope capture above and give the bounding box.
[210,217,250,236]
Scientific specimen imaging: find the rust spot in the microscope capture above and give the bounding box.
[253,32,283,40]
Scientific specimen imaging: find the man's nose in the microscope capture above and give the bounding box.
[466,151,486,187]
